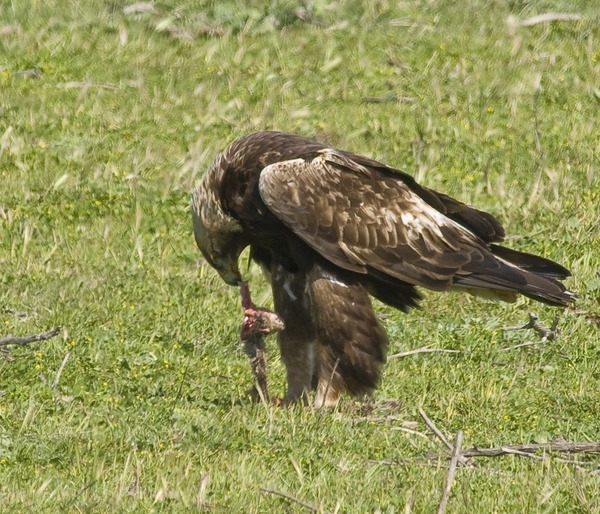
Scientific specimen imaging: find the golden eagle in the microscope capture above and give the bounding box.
[192,131,575,406]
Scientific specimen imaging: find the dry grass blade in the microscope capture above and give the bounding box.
[511,13,583,27]
[437,430,463,514]
[388,346,461,359]
[260,487,320,513]
[53,351,71,388]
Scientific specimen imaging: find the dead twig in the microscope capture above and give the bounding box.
[389,346,461,359]
[391,426,431,440]
[1,308,29,318]
[500,340,548,351]
[503,313,559,339]
[499,447,545,460]
[260,487,319,513]
[429,441,600,473]
[57,81,118,90]
[501,313,559,351]
[418,407,475,468]
[437,430,463,514]
[461,441,600,457]
[419,407,453,450]
[571,309,600,327]
[362,95,415,104]
[0,326,61,348]
[491,448,592,472]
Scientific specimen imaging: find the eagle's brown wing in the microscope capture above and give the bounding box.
[258,148,494,291]
[329,149,506,244]
[257,148,573,306]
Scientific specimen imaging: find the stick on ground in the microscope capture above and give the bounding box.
[501,313,560,351]
[418,407,475,468]
[0,326,61,347]
[260,487,319,513]
[502,313,558,339]
[461,441,600,457]
[428,441,600,473]
[437,430,463,514]
[389,346,461,359]
[418,407,453,450]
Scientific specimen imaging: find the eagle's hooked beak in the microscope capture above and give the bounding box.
[193,217,247,286]
[214,255,243,286]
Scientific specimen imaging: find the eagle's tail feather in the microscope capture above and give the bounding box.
[489,244,571,280]
[452,246,576,307]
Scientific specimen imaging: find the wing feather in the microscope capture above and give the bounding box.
[258,152,489,289]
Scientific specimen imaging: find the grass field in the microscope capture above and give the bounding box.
[1,0,599,512]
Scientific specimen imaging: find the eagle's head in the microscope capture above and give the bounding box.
[191,168,246,286]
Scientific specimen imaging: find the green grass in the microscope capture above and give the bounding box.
[1,0,599,511]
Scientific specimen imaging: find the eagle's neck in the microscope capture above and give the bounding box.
[192,150,242,235]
